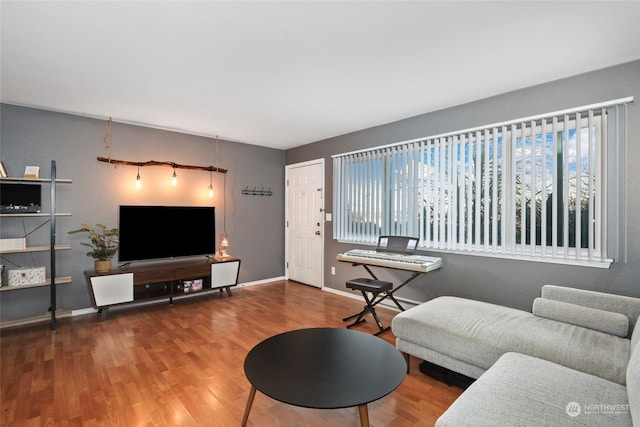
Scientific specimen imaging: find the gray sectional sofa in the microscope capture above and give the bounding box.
[391,285,640,426]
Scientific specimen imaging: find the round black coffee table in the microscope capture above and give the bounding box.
[241,327,406,426]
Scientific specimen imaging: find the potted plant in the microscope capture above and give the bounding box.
[68,223,119,273]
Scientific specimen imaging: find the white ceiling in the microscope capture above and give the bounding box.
[2,1,640,150]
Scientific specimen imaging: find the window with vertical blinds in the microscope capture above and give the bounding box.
[333,98,632,267]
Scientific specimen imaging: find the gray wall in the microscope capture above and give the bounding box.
[0,105,285,321]
[287,60,640,311]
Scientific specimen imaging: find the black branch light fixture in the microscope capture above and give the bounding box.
[97,157,228,174]
[97,157,228,192]
[97,118,228,194]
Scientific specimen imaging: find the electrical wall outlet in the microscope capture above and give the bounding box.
[331,266,336,275]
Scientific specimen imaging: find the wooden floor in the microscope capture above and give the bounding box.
[0,280,463,426]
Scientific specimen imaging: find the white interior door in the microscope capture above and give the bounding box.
[286,160,324,288]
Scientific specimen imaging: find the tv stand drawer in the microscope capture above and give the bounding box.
[134,269,176,285]
[175,264,210,280]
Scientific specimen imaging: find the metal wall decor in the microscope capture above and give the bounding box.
[242,186,272,196]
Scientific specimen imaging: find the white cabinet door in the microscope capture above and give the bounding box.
[91,273,134,306]
[211,261,240,288]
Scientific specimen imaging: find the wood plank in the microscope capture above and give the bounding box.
[0,277,72,292]
[0,245,71,255]
[0,281,464,426]
[0,309,72,329]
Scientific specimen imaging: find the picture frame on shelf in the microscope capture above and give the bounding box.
[0,161,7,178]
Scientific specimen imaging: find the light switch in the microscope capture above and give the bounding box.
[325,213,332,221]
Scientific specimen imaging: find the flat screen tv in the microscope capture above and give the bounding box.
[118,205,215,263]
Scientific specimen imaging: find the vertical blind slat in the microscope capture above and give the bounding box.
[418,140,425,245]
[575,112,582,260]
[474,131,481,250]
[500,126,507,253]
[593,108,601,261]
[519,123,526,255]
[510,124,517,253]
[592,110,598,261]
[433,138,440,246]
[528,121,536,255]
[440,137,446,247]
[491,128,498,251]
[333,157,340,240]
[562,114,570,257]
[466,133,474,249]
[458,134,465,249]
[425,139,432,246]
[483,129,490,251]
[540,118,547,257]
[451,135,459,250]
[551,117,558,257]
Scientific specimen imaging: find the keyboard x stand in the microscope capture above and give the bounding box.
[348,261,425,312]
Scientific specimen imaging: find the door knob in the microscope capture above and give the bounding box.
[315,231,321,235]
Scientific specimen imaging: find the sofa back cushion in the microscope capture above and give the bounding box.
[542,285,640,337]
[533,297,629,337]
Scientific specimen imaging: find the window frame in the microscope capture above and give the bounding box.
[333,98,633,268]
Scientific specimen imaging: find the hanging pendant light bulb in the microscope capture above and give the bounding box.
[136,166,141,189]
[208,171,214,198]
[172,168,177,186]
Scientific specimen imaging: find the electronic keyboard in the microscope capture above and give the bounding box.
[336,249,442,273]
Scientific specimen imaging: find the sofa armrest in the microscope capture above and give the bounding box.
[541,285,640,336]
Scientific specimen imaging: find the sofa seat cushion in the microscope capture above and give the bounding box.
[436,352,631,427]
[391,296,630,384]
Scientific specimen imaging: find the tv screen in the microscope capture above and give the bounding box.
[118,205,215,262]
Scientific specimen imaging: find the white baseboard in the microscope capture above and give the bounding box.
[237,276,286,287]
[73,307,98,317]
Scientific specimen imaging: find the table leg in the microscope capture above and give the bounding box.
[358,404,369,427]
[241,385,257,426]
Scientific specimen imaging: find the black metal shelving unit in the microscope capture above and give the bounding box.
[0,160,72,330]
